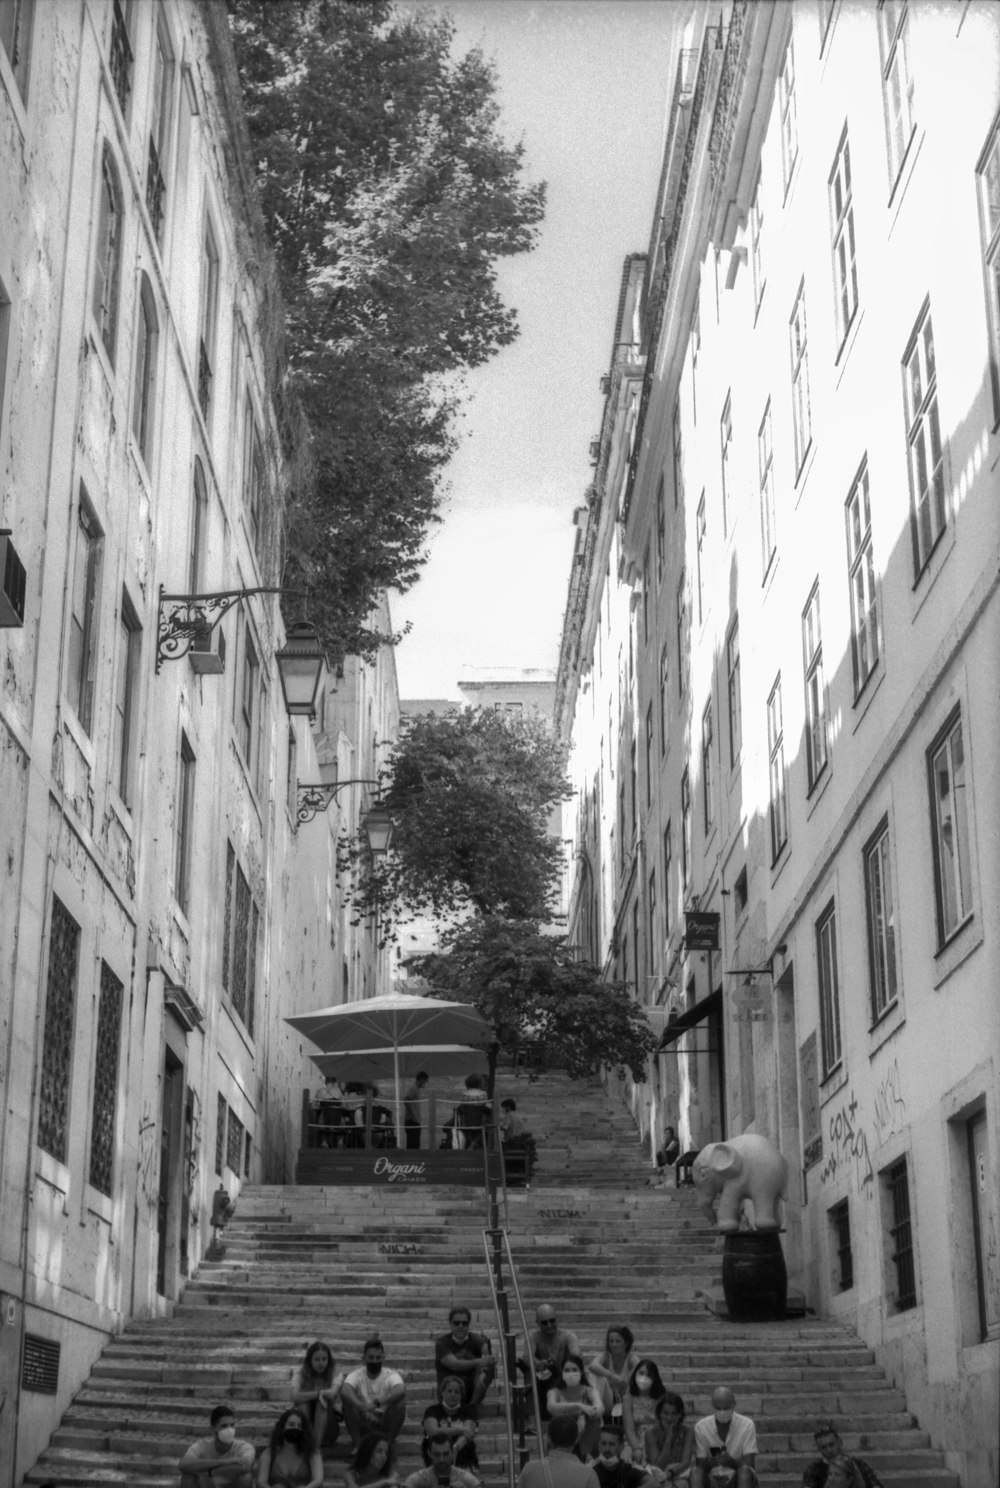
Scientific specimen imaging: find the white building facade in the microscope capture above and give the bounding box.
[557,5,1000,1485]
[0,3,395,1480]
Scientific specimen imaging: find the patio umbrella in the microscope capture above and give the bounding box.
[287,991,492,1143]
[310,1045,488,1083]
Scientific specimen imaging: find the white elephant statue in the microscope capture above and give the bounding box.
[692,1133,788,1233]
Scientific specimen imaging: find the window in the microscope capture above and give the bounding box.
[967,1111,999,1340]
[977,120,1000,421]
[726,618,742,767]
[226,1107,244,1175]
[655,474,666,582]
[802,583,828,790]
[695,494,706,623]
[903,304,946,576]
[816,902,842,1076]
[238,623,260,768]
[89,962,123,1196]
[38,898,80,1164]
[878,1,915,187]
[749,171,765,312]
[733,866,748,916]
[198,220,219,419]
[111,592,141,805]
[92,147,123,363]
[701,697,714,832]
[642,547,650,646]
[864,819,898,1021]
[131,275,158,467]
[215,1092,226,1175]
[719,396,732,536]
[659,644,669,756]
[884,1157,917,1310]
[644,703,654,807]
[829,1199,853,1291]
[629,740,637,838]
[767,676,787,861]
[0,0,34,98]
[242,394,264,555]
[758,402,776,577]
[846,461,879,694]
[647,869,657,977]
[618,782,627,873]
[676,571,687,698]
[830,131,858,348]
[819,0,838,52]
[672,396,684,508]
[928,710,973,944]
[174,734,196,913]
[662,822,672,937]
[789,284,812,475]
[632,899,641,991]
[691,300,700,424]
[67,496,102,736]
[108,0,132,113]
[189,458,207,595]
[681,769,691,890]
[146,21,172,242]
[778,40,799,192]
[222,842,259,1035]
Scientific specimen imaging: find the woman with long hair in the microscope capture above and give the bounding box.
[644,1391,694,1482]
[345,1432,400,1488]
[421,1375,479,1468]
[256,1407,323,1488]
[545,1352,604,1459]
[289,1340,343,1449]
[588,1325,640,1420]
[622,1359,666,1465]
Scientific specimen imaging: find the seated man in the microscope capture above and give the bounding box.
[690,1387,757,1488]
[341,1337,407,1450]
[803,1425,885,1487]
[517,1417,600,1488]
[594,1423,657,1488]
[435,1306,496,1407]
[405,1432,481,1488]
[520,1305,580,1422]
[178,1404,255,1488]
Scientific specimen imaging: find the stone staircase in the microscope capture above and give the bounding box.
[25,1068,960,1486]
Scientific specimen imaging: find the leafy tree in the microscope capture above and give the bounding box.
[411,917,657,1096]
[341,708,570,932]
[228,1,546,658]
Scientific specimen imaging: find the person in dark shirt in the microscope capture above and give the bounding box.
[802,1426,885,1487]
[434,1306,496,1406]
[593,1425,655,1488]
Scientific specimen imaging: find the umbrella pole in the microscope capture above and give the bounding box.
[393,1045,404,1152]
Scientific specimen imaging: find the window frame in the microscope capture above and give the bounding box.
[0,0,35,100]
[789,283,812,477]
[647,867,657,978]
[67,494,103,737]
[695,492,707,624]
[680,768,691,891]
[242,392,264,556]
[778,38,799,194]
[676,569,687,698]
[92,145,124,365]
[815,899,842,1077]
[802,582,828,791]
[845,460,880,697]
[726,617,742,768]
[174,732,196,914]
[864,816,899,1024]
[88,961,124,1197]
[198,217,220,421]
[719,395,732,536]
[749,169,765,313]
[131,274,159,470]
[902,302,946,578]
[672,396,684,508]
[145,17,173,244]
[758,400,776,578]
[884,1155,918,1310]
[976,114,1000,424]
[111,590,142,807]
[927,708,973,947]
[701,695,714,833]
[658,643,669,757]
[221,841,259,1037]
[878,0,916,189]
[662,821,672,938]
[767,675,787,863]
[108,0,133,115]
[829,129,858,350]
[655,473,666,583]
[829,1197,853,1291]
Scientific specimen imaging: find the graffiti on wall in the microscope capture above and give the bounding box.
[872,1058,906,1147]
[138,1107,158,1211]
[818,1089,874,1196]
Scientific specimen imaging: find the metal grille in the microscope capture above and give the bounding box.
[888,1159,917,1310]
[38,898,80,1163]
[145,135,165,239]
[215,1092,226,1176]
[22,1335,60,1395]
[222,842,235,992]
[89,962,123,1196]
[226,1108,244,1175]
[109,0,132,111]
[198,337,213,417]
[231,866,251,1024]
[831,1199,853,1291]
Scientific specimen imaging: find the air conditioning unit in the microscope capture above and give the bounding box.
[588,439,601,465]
[0,530,26,627]
[189,620,226,674]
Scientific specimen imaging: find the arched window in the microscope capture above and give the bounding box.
[92,145,123,362]
[131,274,158,466]
[189,457,207,594]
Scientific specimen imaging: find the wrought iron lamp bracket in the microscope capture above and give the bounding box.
[155,585,293,671]
[296,778,381,826]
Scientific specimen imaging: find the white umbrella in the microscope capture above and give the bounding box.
[287,991,492,1143]
[310,1045,488,1083]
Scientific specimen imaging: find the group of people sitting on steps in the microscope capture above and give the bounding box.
[178,1304,883,1488]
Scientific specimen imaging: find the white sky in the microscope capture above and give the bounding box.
[391,0,682,700]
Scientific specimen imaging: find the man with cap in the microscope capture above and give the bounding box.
[690,1387,758,1488]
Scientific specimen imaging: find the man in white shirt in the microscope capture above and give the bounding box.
[341,1337,407,1449]
[691,1387,758,1488]
[178,1405,255,1487]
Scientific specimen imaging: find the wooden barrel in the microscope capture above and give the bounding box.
[722,1231,787,1321]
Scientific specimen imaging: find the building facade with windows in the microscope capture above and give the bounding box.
[556,5,999,1485]
[0,3,395,1480]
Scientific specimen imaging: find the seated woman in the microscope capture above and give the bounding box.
[644,1392,694,1483]
[289,1340,343,1449]
[453,1075,489,1150]
[422,1375,479,1468]
[622,1361,667,1466]
[588,1326,640,1421]
[346,1432,400,1488]
[546,1352,604,1460]
[256,1407,323,1488]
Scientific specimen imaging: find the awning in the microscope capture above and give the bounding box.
[655,989,722,1049]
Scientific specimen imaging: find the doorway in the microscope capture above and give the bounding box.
[156,1050,183,1297]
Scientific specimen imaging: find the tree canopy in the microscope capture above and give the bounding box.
[341,707,571,934]
[412,917,657,1094]
[228,1,546,658]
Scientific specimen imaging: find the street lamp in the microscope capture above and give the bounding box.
[155,584,306,672]
[275,621,329,718]
[296,769,393,856]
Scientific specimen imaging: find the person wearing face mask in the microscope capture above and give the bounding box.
[341,1337,408,1450]
[179,1404,255,1488]
[690,1388,758,1488]
[622,1361,666,1465]
[257,1408,323,1488]
[594,1424,657,1488]
[588,1326,640,1421]
[546,1352,604,1459]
